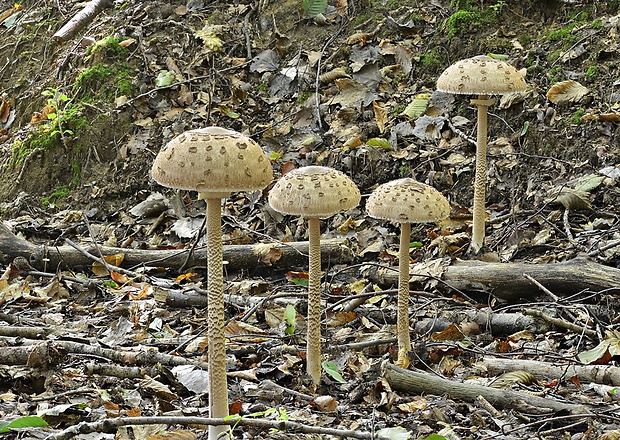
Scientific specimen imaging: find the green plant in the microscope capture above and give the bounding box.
[444,9,481,39]
[585,65,598,78]
[225,407,289,436]
[297,91,311,104]
[86,35,129,63]
[488,0,506,12]
[399,166,409,177]
[42,185,71,208]
[420,49,441,68]
[569,108,585,125]
[73,63,134,101]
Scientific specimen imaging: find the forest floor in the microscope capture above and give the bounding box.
[0,0,619,438]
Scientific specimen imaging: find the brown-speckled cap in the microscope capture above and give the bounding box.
[436,55,527,95]
[366,178,450,223]
[151,127,273,198]
[268,166,361,218]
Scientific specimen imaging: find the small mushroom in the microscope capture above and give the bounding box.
[268,166,361,384]
[437,55,527,253]
[366,178,450,368]
[151,127,273,440]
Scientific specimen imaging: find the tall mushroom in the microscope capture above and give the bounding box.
[437,55,527,253]
[366,178,450,368]
[268,166,360,385]
[151,127,273,440]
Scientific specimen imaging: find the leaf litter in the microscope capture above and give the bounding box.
[0,0,619,439]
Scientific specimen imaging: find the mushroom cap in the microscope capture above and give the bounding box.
[151,127,273,197]
[366,178,450,223]
[268,166,361,218]
[436,55,527,95]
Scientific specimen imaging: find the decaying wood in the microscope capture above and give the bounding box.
[46,415,391,440]
[0,222,353,272]
[0,336,209,370]
[484,357,620,387]
[0,342,64,369]
[414,309,554,336]
[371,256,620,300]
[382,362,590,415]
[52,0,113,43]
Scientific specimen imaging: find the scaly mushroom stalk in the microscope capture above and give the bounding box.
[203,195,230,440]
[470,96,495,254]
[306,216,322,385]
[396,221,412,368]
[268,166,361,385]
[366,178,450,368]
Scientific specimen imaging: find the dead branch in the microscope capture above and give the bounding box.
[45,415,391,440]
[0,337,209,370]
[382,362,590,415]
[52,0,113,43]
[484,357,620,387]
[0,221,353,271]
[0,342,64,369]
[370,256,620,300]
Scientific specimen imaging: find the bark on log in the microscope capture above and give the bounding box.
[371,256,620,300]
[484,357,620,387]
[382,362,590,415]
[52,0,113,43]
[0,222,353,272]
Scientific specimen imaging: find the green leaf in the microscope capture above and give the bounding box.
[321,361,346,383]
[46,112,57,120]
[269,151,283,161]
[520,120,529,137]
[409,241,423,248]
[421,435,447,440]
[366,137,392,149]
[0,416,48,433]
[400,94,429,119]
[283,304,296,335]
[301,0,327,17]
[155,70,175,87]
[487,53,509,60]
[376,426,412,440]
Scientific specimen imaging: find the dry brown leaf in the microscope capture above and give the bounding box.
[372,101,388,133]
[319,67,350,84]
[252,243,283,266]
[0,95,9,124]
[431,323,465,341]
[489,371,538,388]
[310,395,338,412]
[546,80,589,104]
[147,430,197,440]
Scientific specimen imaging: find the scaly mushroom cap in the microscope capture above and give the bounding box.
[151,127,273,197]
[269,166,361,218]
[366,178,450,223]
[436,55,527,95]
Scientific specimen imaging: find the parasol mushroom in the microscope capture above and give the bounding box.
[151,126,273,440]
[268,166,361,384]
[437,55,527,253]
[366,178,450,368]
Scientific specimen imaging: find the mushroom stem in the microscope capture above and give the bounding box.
[306,216,322,385]
[204,196,230,440]
[396,222,412,368]
[470,95,495,254]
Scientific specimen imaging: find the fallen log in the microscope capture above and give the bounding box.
[382,362,590,415]
[370,256,620,300]
[484,357,620,387]
[52,0,113,43]
[0,222,353,272]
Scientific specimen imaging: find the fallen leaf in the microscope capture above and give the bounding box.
[310,395,338,412]
[546,80,588,104]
